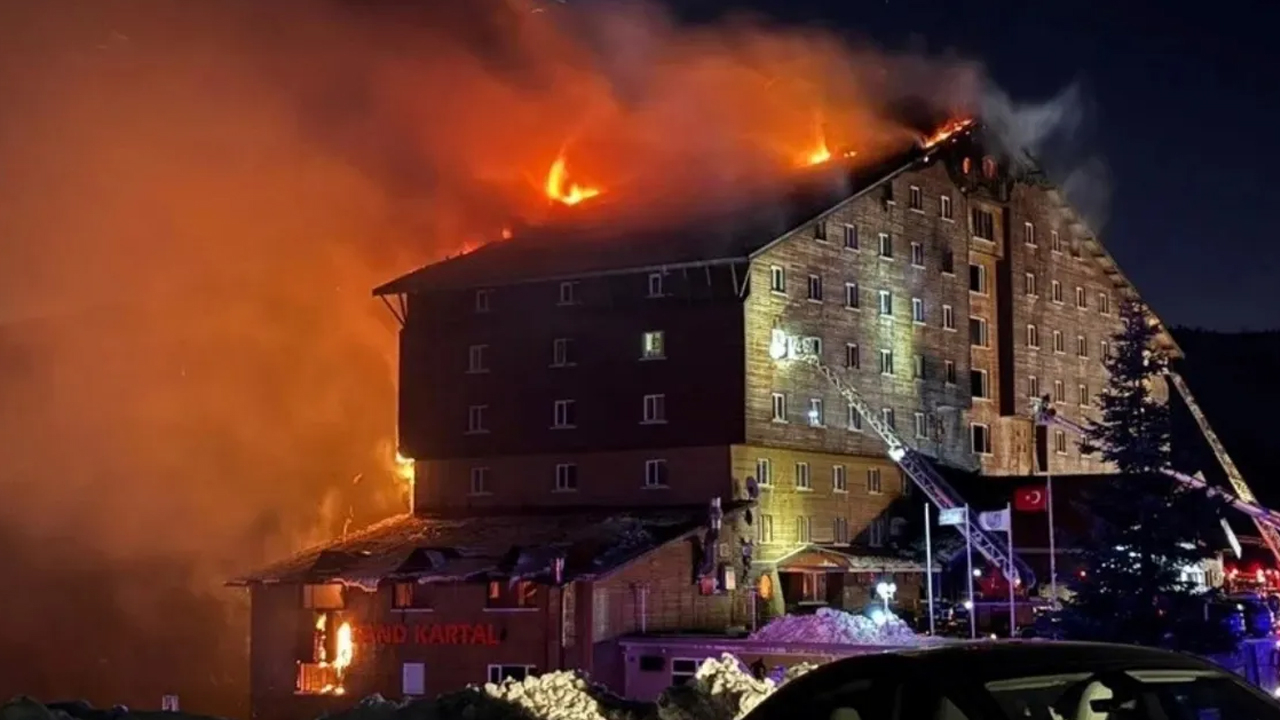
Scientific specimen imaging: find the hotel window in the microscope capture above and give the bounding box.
[833,465,848,493]
[971,207,995,241]
[1076,335,1088,358]
[847,404,863,431]
[910,242,925,267]
[969,264,987,294]
[942,304,956,330]
[834,517,850,544]
[755,458,772,487]
[795,516,812,543]
[1028,375,1040,398]
[552,399,576,429]
[813,221,828,242]
[845,282,860,309]
[808,398,825,427]
[475,289,492,313]
[641,330,665,359]
[392,582,433,611]
[1024,272,1038,297]
[971,369,990,400]
[795,462,812,490]
[551,338,575,367]
[1053,330,1065,354]
[1100,340,1111,359]
[642,394,666,424]
[941,249,955,274]
[769,265,786,293]
[867,468,883,494]
[909,185,923,210]
[807,274,823,302]
[913,354,925,380]
[1051,230,1063,253]
[1024,221,1036,246]
[467,405,489,434]
[558,281,578,306]
[488,665,538,683]
[1075,286,1087,309]
[1051,280,1063,304]
[882,407,896,429]
[879,348,895,375]
[302,584,345,610]
[771,392,788,422]
[843,224,859,249]
[467,344,489,374]
[1078,383,1090,407]
[402,663,426,697]
[868,518,886,548]
[670,659,700,687]
[1053,380,1065,403]
[971,423,993,455]
[878,232,893,258]
[554,463,578,491]
[1098,292,1111,315]
[644,459,668,488]
[940,194,953,220]
[944,360,957,385]
[878,290,893,316]
[487,581,539,610]
[758,514,775,544]
[912,297,925,323]
[845,343,861,369]
[647,273,665,298]
[914,412,927,439]
[1054,431,1069,455]
[969,317,989,348]
[469,467,491,495]
[1027,324,1040,348]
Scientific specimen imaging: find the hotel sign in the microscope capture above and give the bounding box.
[355,623,502,646]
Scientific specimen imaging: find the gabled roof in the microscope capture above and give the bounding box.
[226,505,737,588]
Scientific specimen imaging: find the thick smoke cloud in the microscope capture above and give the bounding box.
[0,0,1090,715]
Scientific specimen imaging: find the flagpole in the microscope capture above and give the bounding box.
[925,503,936,636]
[1007,502,1016,637]
[965,504,975,639]
[1047,473,1058,609]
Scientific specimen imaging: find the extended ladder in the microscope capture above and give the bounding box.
[1032,389,1280,555]
[783,336,1036,587]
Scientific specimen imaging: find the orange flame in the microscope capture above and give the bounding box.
[544,153,602,206]
[922,117,976,149]
[394,451,414,485]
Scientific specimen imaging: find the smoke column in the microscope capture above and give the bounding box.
[0,0,1088,713]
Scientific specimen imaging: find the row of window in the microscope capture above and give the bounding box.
[752,457,908,496]
[302,580,538,613]
[466,459,670,494]
[467,331,665,373]
[1032,377,1094,408]
[757,513,887,547]
[1022,272,1112,314]
[465,393,667,433]
[472,272,677,314]
[1025,324,1111,360]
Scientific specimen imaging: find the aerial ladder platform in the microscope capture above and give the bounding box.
[773,330,1036,588]
[1033,371,1280,568]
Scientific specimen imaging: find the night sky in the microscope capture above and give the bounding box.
[673,0,1279,331]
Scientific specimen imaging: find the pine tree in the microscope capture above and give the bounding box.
[1059,300,1235,654]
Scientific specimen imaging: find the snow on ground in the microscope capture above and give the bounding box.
[749,607,934,645]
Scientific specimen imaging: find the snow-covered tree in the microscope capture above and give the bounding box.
[1059,301,1234,653]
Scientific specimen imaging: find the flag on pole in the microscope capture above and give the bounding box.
[978,508,1011,533]
[937,507,968,527]
[1014,485,1048,512]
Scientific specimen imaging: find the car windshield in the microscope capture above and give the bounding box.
[978,668,1279,720]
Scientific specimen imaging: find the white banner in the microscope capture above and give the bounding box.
[978,508,1011,533]
[937,507,968,527]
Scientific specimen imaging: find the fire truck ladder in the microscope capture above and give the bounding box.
[785,340,1036,588]
[1032,387,1280,564]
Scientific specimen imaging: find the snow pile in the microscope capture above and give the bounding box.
[750,607,930,645]
[657,654,815,720]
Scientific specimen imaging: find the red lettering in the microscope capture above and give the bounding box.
[427,624,445,644]
[485,624,501,646]
[392,624,408,644]
[472,624,488,645]
[414,625,428,644]
[444,624,460,644]
[375,625,394,644]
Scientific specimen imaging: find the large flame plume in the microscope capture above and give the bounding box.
[0,0,993,714]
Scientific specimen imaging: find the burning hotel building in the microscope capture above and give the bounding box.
[230,120,1221,717]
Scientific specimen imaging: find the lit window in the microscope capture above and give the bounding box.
[833,465,847,493]
[302,584,345,610]
[912,297,925,323]
[469,467,490,495]
[558,281,578,306]
[867,468,883,494]
[475,289,492,313]
[554,463,578,491]
[845,282,860,309]
[942,304,956,330]
[971,423,992,455]
[910,242,925,267]
[644,459,668,488]
[908,185,923,210]
[641,330,665,360]
[552,399,576,429]
[878,232,893,258]
[769,265,786,293]
[807,398,824,427]
[642,394,666,424]
[795,462,811,490]
[771,392,787,422]
[467,344,489,373]
[467,405,489,434]
[879,348,894,375]
[845,343,860,369]
[807,274,823,302]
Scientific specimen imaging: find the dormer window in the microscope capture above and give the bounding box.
[982,157,998,179]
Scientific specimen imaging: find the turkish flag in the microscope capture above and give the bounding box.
[1014,485,1048,512]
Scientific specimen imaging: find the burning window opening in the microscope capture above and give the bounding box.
[296,612,355,696]
[394,451,415,486]
[544,153,602,206]
[921,117,976,149]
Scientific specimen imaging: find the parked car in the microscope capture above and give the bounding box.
[1228,593,1278,638]
[741,641,1280,720]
